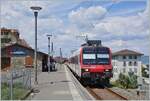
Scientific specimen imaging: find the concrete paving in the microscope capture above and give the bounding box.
[27,64,84,100]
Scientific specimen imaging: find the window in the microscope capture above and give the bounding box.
[113,68,118,73]
[113,61,117,66]
[113,61,115,66]
[129,55,132,59]
[1,38,11,43]
[97,54,109,58]
[1,32,4,35]
[123,61,126,66]
[82,47,110,65]
[134,61,137,66]
[6,32,9,35]
[123,68,126,73]
[129,61,132,66]
[123,56,126,59]
[134,68,137,73]
[134,56,137,59]
[113,56,118,60]
[3,32,9,35]
[112,56,115,59]
[129,68,132,72]
[83,54,96,59]
[97,54,110,64]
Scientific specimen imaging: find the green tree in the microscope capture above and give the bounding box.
[142,66,149,78]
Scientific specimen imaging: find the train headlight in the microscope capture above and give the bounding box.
[85,69,89,72]
[105,69,109,72]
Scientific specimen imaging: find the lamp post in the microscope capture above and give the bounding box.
[30,6,42,85]
[47,34,52,73]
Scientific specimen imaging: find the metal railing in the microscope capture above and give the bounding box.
[1,67,33,100]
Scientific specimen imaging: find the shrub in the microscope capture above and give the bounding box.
[117,73,137,89]
[142,66,149,78]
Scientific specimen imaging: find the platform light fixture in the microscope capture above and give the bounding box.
[30,6,42,85]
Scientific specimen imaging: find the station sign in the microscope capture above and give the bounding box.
[11,51,26,55]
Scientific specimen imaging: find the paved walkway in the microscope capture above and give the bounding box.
[27,64,83,100]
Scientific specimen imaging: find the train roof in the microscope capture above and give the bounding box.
[70,40,110,58]
[81,40,102,47]
[70,46,110,57]
[81,45,109,49]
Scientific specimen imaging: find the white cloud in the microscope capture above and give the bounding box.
[38,17,64,33]
[104,38,150,55]
[94,14,149,36]
[67,3,149,55]
[68,6,107,30]
[1,1,65,53]
[1,0,149,56]
[93,12,149,55]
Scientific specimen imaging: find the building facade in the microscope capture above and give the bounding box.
[112,49,143,80]
[1,27,19,47]
[1,27,30,48]
[1,43,48,71]
[1,27,48,72]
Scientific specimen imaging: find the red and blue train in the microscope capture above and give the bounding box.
[68,40,113,85]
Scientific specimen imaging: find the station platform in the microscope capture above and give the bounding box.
[27,64,94,100]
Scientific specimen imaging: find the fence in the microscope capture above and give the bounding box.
[1,67,33,100]
[137,77,150,100]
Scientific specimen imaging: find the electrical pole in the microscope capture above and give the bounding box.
[51,42,53,57]
[47,34,52,73]
[85,34,88,42]
[60,48,62,58]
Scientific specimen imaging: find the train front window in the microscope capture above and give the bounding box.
[97,54,109,64]
[82,47,110,65]
[83,54,96,59]
[83,54,96,64]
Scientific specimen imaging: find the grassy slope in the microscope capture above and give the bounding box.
[1,83,28,100]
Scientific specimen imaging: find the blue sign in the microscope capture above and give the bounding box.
[11,51,26,55]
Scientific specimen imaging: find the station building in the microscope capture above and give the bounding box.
[1,27,48,72]
[112,49,143,80]
[1,43,48,71]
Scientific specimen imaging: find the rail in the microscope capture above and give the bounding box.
[86,86,128,100]
[66,64,128,100]
[66,64,95,100]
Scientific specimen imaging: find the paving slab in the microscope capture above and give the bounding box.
[27,64,83,100]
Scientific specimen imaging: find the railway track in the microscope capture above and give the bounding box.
[86,86,128,100]
[67,65,128,100]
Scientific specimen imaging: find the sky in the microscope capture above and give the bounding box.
[1,0,150,57]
